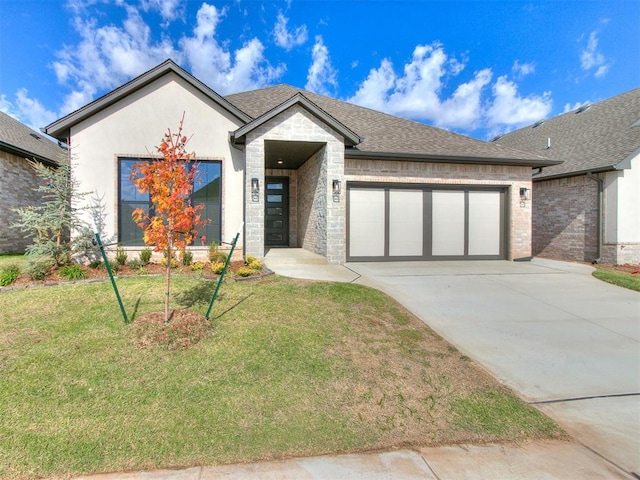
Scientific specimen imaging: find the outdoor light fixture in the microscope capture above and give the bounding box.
[251,178,260,202]
[332,179,341,202]
[519,187,531,201]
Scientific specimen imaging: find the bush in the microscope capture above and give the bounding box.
[161,257,179,268]
[115,247,128,266]
[139,248,152,266]
[58,264,88,280]
[190,261,205,273]
[25,257,53,281]
[236,266,254,277]
[127,259,142,269]
[88,260,103,269]
[0,264,20,286]
[181,250,193,266]
[137,266,148,275]
[208,241,219,262]
[211,261,225,275]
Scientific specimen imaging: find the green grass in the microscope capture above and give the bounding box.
[0,275,563,479]
[593,267,640,292]
[0,254,26,269]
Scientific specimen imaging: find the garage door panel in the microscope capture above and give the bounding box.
[468,191,501,256]
[389,190,423,256]
[432,191,465,256]
[348,188,385,257]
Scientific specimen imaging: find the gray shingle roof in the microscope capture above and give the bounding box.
[0,111,65,165]
[495,88,640,180]
[225,84,556,166]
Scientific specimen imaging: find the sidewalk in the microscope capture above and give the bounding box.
[76,441,632,479]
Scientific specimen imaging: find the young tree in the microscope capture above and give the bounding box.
[12,149,86,266]
[130,114,205,323]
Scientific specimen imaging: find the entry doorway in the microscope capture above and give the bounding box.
[265,177,289,246]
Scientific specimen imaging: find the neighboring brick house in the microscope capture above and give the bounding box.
[0,112,66,254]
[45,60,557,264]
[496,89,640,265]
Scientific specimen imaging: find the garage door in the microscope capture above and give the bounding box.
[347,185,506,261]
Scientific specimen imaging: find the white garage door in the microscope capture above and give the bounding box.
[348,185,505,261]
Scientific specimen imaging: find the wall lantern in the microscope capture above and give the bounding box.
[251,178,260,202]
[332,179,341,202]
[519,187,531,201]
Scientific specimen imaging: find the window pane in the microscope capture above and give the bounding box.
[193,162,221,203]
[120,159,149,202]
[267,194,282,203]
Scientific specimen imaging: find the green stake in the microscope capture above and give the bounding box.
[95,233,129,324]
[205,226,242,320]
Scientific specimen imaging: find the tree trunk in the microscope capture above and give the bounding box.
[164,239,172,324]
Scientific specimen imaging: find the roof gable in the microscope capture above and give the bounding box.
[0,111,65,165]
[495,88,640,179]
[45,60,252,141]
[230,92,362,147]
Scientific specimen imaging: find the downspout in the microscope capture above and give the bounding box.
[586,172,603,264]
[229,133,247,260]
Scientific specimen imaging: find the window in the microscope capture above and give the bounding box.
[118,158,222,245]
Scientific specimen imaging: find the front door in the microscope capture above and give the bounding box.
[265,177,289,246]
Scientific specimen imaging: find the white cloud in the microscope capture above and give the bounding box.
[348,42,551,134]
[0,89,57,131]
[579,30,610,78]
[141,0,184,25]
[512,60,535,78]
[180,4,284,94]
[486,76,552,127]
[273,12,307,51]
[305,36,337,96]
[563,100,590,113]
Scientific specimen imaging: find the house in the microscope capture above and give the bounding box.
[495,89,640,265]
[0,111,66,254]
[44,60,557,264]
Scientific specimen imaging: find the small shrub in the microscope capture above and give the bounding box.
[127,259,142,269]
[115,247,128,266]
[137,266,148,275]
[236,266,254,277]
[139,248,152,266]
[245,254,258,264]
[208,241,219,262]
[190,261,205,273]
[161,257,179,268]
[247,258,262,271]
[181,250,193,266]
[210,251,228,264]
[0,264,20,286]
[211,261,225,275]
[58,264,88,280]
[108,261,120,274]
[88,260,103,269]
[25,257,53,280]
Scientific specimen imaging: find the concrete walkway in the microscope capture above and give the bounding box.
[72,252,638,479]
[77,441,631,479]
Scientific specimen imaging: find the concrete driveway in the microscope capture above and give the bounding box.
[347,258,640,476]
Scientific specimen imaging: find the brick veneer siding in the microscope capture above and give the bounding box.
[244,105,345,263]
[345,159,533,260]
[0,152,45,253]
[532,175,599,262]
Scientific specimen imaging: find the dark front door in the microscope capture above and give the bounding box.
[265,177,289,246]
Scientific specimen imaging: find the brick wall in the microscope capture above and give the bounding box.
[0,152,44,253]
[532,175,599,262]
[345,159,533,260]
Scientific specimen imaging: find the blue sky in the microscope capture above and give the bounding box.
[1,0,638,140]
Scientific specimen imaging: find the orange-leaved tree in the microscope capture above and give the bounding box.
[131,114,205,323]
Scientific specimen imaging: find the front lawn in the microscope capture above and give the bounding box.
[593,265,640,292]
[0,275,563,479]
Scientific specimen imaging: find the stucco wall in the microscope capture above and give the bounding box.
[68,72,245,253]
[0,152,47,253]
[345,159,533,260]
